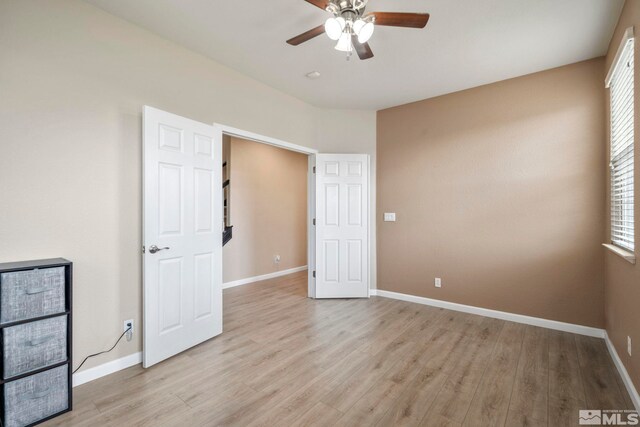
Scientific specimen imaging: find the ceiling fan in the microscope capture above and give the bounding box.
[286,0,430,60]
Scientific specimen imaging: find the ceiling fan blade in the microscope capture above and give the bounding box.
[304,0,329,10]
[352,36,374,60]
[286,25,326,46]
[368,12,430,28]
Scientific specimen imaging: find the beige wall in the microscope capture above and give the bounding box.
[223,138,307,283]
[0,0,376,372]
[377,58,607,328]
[605,0,640,392]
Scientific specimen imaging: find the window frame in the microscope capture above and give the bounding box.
[606,27,635,254]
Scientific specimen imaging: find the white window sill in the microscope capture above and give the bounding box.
[602,244,636,264]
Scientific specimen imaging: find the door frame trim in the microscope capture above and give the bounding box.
[213,123,318,297]
[214,124,318,155]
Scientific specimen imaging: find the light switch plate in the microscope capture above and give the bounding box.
[384,213,396,222]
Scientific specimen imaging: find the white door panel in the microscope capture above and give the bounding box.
[315,154,369,298]
[143,106,222,368]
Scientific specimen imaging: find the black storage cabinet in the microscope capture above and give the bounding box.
[0,258,72,427]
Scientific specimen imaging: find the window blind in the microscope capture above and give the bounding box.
[609,36,635,252]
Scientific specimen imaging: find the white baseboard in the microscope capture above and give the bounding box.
[72,351,141,387]
[605,332,640,412]
[223,266,307,289]
[371,289,605,338]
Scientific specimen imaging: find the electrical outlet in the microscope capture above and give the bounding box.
[124,319,134,342]
[435,278,442,288]
[628,336,632,356]
[274,254,281,264]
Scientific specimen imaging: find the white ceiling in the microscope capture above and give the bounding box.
[85,0,624,110]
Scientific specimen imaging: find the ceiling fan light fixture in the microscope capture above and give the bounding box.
[325,17,345,41]
[335,32,352,52]
[353,18,365,35]
[357,21,374,43]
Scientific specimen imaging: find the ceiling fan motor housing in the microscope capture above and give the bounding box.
[328,0,368,15]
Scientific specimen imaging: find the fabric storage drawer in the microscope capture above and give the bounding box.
[3,316,67,379]
[0,267,66,324]
[4,365,68,427]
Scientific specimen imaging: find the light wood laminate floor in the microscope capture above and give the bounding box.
[45,271,634,426]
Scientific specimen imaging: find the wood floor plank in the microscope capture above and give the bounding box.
[549,330,586,404]
[616,373,636,410]
[182,386,283,426]
[375,329,470,427]
[548,395,585,427]
[42,271,634,427]
[290,402,343,427]
[101,391,189,427]
[428,332,502,424]
[334,378,407,426]
[247,348,371,427]
[439,310,485,336]
[320,332,416,412]
[246,379,333,427]
[355,305,426,355]
[575,336,629,410]
[462,322,525,427]
[504,325,549,426]
[172,371,256,410]
[43,400,105,427]
[420,414,463,427]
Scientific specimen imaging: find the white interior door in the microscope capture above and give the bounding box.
[143,106,222,368]
[315,154,369,298]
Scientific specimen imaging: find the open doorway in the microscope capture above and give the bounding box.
[221,135,309,292]
[214,123,371,300]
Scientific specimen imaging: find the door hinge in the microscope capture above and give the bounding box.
[313,166,316,173]
[142,245,146,254]
[313,271,316,278]
[313,218,316,226]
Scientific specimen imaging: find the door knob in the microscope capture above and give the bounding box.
[149,245,170,254]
